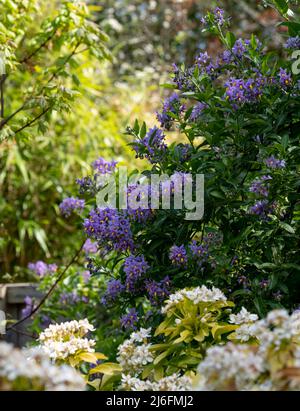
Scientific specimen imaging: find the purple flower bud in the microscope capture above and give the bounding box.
[59,197,85,217]
[265,155,286,169]
[28,261,57,277]
[169,245,188,267]
[120,308,139,330]
[92,157,118,174]
[156,93,184,130]
[284,36,300,49]
[278,68,292,89]
[124,255,149,292]
[145,276,171,306]
[101,279,125,306]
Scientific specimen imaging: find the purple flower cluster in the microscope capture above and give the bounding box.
[232,38,262,57]
[126,184,154,223]
[265,156,286,169]
[82,270,91,283]
[249,200,276,218]
[76,176,94,195]
[59,197,85,217]
[225,75,266,105]
[177,144,192,162]
[127,207,153,224]
[196,52,219,79]
[249,175,272,197]
[214,7,225,26]
[169,245,188,267]
[28,261,57,277]
[22,296,35,318]
[145,276,171,306]
[232,39,250,58]
[189,241,209,266]
[156,93,185,130]
[92,157,118,174]
[201,7,227,27]
[259,279,270,289]
[190,102,207,122]
[278,68,292,89]
[101,279,125,306]
[133,126,167,163]
[120,308,139,330]
[124,255,149,292]
[196,52,210,65]
[84,208,134,252]
[172,64,195,91]
[219,50,232,65]
[284,36,300,49]
[60,291,88,305]
[83,239,98,254]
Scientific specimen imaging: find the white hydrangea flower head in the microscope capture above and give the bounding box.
[152,374,192,391]
[0,342,85,391]
[121,373,192,391]
[250,309,300,353]
[197,343,265,391]
[162,285,227,313]
[39,319,95,361]
[117,328,154,375]
[121,374,153,391]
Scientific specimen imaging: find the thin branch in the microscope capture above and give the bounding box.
[0,42,81,131]
[47,41,81,84]
[13,106,51,136]
[6,326,37,340]
[0,103,25,129]
[20,28,58,64]
[7,240,85,332]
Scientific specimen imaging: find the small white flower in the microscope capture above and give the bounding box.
[229,307,258,325]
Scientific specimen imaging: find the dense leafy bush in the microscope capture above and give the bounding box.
[67,4,300,339]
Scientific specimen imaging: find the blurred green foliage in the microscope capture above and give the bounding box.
[96,0,288,78]
[0,0,155,280]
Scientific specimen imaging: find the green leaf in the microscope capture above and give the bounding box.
[153,349,173,365]
[140,121,147,139]
[225,32,236,48]
[77,352,99,363]
[211,324,238,340]
[133,119,140,134]
[141,364,154,379]
[89,363,122,375]
[279,222,295,234]
[160,83,176,89]
[272,0,289,16]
